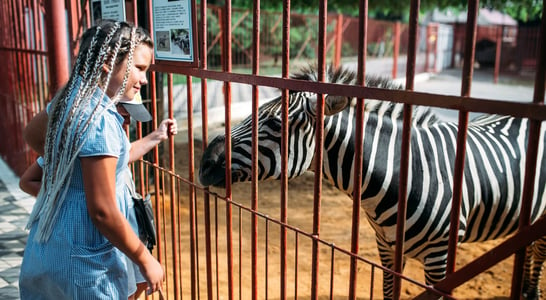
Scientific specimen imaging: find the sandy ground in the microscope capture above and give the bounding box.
[154,139,545,300]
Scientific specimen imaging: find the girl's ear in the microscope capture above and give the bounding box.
[102,63,110,73]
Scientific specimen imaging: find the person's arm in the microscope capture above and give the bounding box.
[19,160,43,197]
[129,119,177,163]
[81,156,164,293]
[23,110,48,155]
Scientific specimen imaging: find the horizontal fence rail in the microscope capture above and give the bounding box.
[1,0,545,299]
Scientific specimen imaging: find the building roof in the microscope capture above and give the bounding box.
[429,8,517,26]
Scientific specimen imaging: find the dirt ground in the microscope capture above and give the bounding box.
[166,140,543,300]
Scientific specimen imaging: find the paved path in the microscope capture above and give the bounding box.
[0,159,35,300]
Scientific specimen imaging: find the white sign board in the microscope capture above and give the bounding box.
[91,0,126,25]
[152,0,198,66]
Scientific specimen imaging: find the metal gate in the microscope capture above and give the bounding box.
[1,0,546,299]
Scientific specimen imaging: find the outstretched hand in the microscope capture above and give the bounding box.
[156,119,178,141]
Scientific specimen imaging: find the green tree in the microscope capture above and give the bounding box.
[207,0,543,22]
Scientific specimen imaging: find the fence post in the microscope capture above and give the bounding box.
[44,0,69,97]
[334,14,343,68]
[392,21,401,78]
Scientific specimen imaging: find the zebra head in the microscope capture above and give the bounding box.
[199,65,354,187]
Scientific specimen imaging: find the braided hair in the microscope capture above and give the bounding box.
[27,20,153,242]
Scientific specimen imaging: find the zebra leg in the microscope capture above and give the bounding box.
[522,244,534,299]
[423,254,448,287]
[522,237,546,300]
[376,239,405,300]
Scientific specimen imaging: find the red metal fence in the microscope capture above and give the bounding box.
[1,0,546,299]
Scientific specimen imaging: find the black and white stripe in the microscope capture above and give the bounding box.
[199,65,546,299]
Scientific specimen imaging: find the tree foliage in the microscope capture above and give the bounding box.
[211,0,543,22]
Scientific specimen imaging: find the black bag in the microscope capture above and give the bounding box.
[133,193,157,252]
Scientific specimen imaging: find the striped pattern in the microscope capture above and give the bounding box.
[199,65,546,299]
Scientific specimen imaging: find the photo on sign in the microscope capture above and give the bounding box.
[171,29,190,55]
[156,31,171,52]
[152,0,198,66]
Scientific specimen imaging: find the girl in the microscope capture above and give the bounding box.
[19,20,165,299]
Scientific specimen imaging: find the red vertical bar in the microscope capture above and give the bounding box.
[186,75,198,300]
[280,0,290,299]
[167,73,180,299]
[10,0,26,154]
[392,1,420,299]
[44,0,69,95]
[251,0,260,298]
[17,0,32,129]
[132,0,138,26]
[493,25,502,84]
[511,1,546,297]
[31,0,45,111]
[37,0,48,108]
[66,0,79,58]
[311,0,327,299]
[199,1,214,299]
[333,14,343,68]
[145,0,165,281]
[222,0,234,298]
[348,1,367,299]
[392,21,400,79]
[445,0,478,292]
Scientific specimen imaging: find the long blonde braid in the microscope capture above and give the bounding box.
[27,20,153,242]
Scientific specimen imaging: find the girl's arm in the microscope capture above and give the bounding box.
[81,156,164,292]
[23,110,48,155]
[19,160,43,197]
[129,119,177,163]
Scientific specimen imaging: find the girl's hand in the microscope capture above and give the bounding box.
[156,119,178,141]
[138,252,165,294]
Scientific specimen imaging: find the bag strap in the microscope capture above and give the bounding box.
[124,169,141,199]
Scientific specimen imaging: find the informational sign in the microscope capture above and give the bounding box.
[91,0,126,25]
[152,0,198,66]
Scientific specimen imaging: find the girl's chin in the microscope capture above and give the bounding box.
[119,95,133,102]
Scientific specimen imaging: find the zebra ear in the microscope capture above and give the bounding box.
[324,95,349,115]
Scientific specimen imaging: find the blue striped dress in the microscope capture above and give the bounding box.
[19,87,137,299]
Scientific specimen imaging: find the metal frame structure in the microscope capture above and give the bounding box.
[1,0,545,299]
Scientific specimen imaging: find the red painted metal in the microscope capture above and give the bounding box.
[445,2,478,296]
[251,0,260,298]
[166,73,181,299]
[334,14,343,68]
[31,0,46,111]
[392,21,401,79]
[222,0,234,298]
[493,26,502,83]
[511,2,546,297]
[150,65,546,121]
[392,1,420,299]
[280,0,291,299]
[44,0,68,95]
[310,0,325,298]
[2,1,545,299]
[198,0,214,298]
[415,215,546,300]
[186,74,198,299]
[348,0,367,299]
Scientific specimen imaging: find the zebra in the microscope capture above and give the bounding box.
[198,65,546,299]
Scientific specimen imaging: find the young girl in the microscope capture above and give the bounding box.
[19,20,165,299]
[19,103,177,299]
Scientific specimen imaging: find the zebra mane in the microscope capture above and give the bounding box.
[290,64,439,126]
